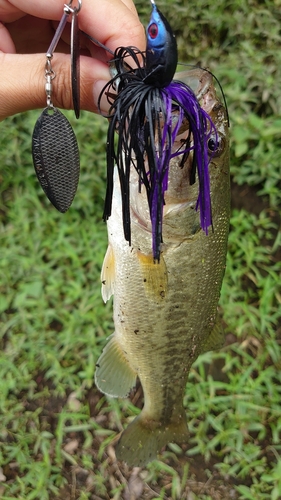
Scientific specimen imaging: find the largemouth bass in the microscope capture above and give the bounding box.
[95,68,230,467]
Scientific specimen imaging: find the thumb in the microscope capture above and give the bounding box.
[0,51,111,121]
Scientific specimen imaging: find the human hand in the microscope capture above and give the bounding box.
[0,0,145,120]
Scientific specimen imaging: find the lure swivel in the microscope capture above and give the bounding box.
[44,58,55,109]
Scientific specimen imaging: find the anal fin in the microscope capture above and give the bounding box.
[95,335,137,398]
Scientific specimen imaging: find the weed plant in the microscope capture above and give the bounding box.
[1,0,281,498]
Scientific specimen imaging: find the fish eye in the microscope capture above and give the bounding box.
[208,134,226,157]
[148,23,158,39]
[208,137,217,152]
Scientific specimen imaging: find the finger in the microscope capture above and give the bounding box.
[0,0,23,23]
[120,0,138,16]
[80,0,145,53]
[6,0,146,52]
[0,0,146,119]
[0,22,16,52]
[4,17,70,54]
[0,51,111,120]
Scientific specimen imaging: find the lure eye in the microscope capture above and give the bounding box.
[148,23,158,39]
[208,135,226,157]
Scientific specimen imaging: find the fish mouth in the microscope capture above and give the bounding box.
[130,187,195,233]
[175,68,219,114]
[129,148,195,233]
[130,182,152,233]
[130,68,222,234]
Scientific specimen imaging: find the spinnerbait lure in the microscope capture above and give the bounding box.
[100,0,217,261]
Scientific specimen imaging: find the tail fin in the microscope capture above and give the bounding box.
[115,412,189,467]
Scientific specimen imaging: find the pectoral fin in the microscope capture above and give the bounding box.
[137,252,168,301]
[95,335,137,398]
[202,317,225,353]
[101,244,115,303]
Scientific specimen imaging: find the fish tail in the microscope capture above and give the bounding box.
[115,411,189,467]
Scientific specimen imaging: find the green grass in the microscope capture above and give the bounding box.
[1,0,281,498]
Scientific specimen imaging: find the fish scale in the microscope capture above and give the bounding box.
[96,68,230,467]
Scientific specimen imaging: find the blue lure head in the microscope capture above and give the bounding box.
[100,1,218,261]
[145,0,177,87]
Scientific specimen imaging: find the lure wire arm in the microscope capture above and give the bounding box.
[45,0,82,116]
[80,30,114,56]
[46,13,68,57]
